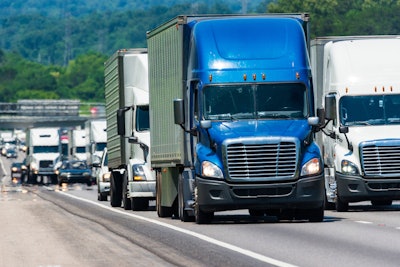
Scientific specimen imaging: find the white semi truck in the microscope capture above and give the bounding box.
[85,119,107,166]
[311,36,400,211]
[26,127,60,184]
[105,49,155,210]
[69,129,87,161]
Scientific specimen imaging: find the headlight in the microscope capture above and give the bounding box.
[31,162,38,171]
[102,172,111,182]
[132,165,146,181]
[301,158,321,176]
[11,167,18,172]
[341,160,359,175]
[202,161,223,179]
[83,172,91,177]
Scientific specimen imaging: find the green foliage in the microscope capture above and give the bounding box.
[0,51,107,102]
[1,1,400,103]
[267,0,400,37]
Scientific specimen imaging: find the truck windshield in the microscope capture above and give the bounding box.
[136,105,150,132]
[76,147,86,153]
[340,94,400,126]
[33,146,59,153]
[96,142,107,151]
[203,83,307,120]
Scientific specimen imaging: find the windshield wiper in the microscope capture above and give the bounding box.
[346,120,371,126]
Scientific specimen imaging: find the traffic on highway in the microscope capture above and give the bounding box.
[1,137,400,267]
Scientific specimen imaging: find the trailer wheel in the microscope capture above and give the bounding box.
[122,172,131,210]
[110,172,122,207]
[156,172,173,217]
[194,187,213,224]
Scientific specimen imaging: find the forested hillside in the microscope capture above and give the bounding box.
[0,0,400,103]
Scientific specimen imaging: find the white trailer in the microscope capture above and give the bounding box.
[85,119,107,166]
[69,129,86,161]
[26,127,60,184]
[105,49,155,210]
[311,36,400,211]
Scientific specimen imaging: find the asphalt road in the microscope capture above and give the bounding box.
[2,154,400,267]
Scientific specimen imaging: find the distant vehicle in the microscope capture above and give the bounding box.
[56,160,92,186]
[26,127,61,184]
[11,162,22,180]
[6,147,18,158]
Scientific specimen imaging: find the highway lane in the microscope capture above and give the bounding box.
[43,181,400,267]
[2,154,400,267]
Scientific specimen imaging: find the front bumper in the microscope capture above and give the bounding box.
[98,181,110,194]
[128,181,156,198]
[336,173,400,202]
[196,174,324,212]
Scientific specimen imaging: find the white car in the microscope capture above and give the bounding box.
[93,148,110,201]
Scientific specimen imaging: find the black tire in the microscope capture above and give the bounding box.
[308,206,324,222]
[122,173,131,210]
[131,198,149,211]
[156,172,173,217]
[98,191,107,201]
[194,187,213,224]
[249,209,266,217]
[178,174,193,222]
[371,200,392,206]
[110,172,122,208]
[336,195,349,212]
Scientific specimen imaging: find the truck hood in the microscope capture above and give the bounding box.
[346,125,400,146]
[209,120,310,144]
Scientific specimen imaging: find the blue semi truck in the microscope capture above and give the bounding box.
[147,14,324,224]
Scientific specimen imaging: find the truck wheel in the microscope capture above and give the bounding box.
[371,200,392,206]
[131,198,149,211]
[194,187,213,224]
[110,172,122,207]
[308,206,324,222]
[249,209,266,217]
[156,172,173,217]
[336,196,348,212]
[178,174,193,222]
[122,173,131,210]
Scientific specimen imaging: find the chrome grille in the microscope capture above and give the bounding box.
[361,144,400,177]
[39,160,53,168]
[226,141,297,181]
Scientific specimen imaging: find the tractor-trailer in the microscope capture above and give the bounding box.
[105,49,155,210]
[311,36,400,211]
[147,14,324,223]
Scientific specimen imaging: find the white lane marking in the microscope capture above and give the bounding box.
[355,221,373,224]
[48,187,298,267]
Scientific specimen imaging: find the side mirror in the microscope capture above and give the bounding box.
[128,136,138,144]
[117,106,131,136]
[307,116,319,126]
[200,120,212,129]
[316,108,325,126]
[173,99,185,125]
[324,94,336,120]
[339,126,349,134]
